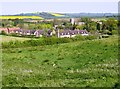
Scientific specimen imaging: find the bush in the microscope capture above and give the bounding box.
[72,35,85,41]
[112,30,118,35]
[58,38,72,44]
[0,30,7,35]
[9,33,18,37]
[85,35,97,40]
[112,82,120,89]
[2,40,23,48]
[23,39,43,47]
[43,37,58,45]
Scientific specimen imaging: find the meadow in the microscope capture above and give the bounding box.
[0,16,43,19]
[2,35,119,87]
[0,35,33,43]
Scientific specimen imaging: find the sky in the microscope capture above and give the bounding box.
[0,1,119,15]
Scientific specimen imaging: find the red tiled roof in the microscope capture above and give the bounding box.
[0,27,20,31]
[0,28,8,31]
[8,28,20,31]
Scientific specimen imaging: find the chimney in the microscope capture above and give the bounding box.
[57,29,60,38]
[7,27,10,33]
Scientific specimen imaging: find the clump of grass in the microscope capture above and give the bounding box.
[18,50,22,53]
[43,59,49,63]
[57,57,64,60]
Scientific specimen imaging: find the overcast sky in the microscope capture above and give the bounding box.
[0,1,118,15]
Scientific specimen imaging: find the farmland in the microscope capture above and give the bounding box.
[0,16,43,19]
[2,35,118,87]
[49,12,65,17]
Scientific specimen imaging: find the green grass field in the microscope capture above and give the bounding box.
[2,35,118,87]
[0,35,32,43]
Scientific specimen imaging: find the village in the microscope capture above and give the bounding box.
[0,28,89,38]
[0,18,91,38]
[1,1,119,88]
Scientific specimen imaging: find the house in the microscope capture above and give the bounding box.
[0,28,8,33]
[58,30,71,38]
[78,22,85,26]
[57,29,89,38]
[22,30,36,36]
[34,29,53,37]
[13,29,23,35]
[34,30,44,37]
[70,18,75,25]
[0,27,20,34]
[13,29,36,36]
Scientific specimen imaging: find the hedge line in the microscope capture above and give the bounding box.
[2,35,98,49]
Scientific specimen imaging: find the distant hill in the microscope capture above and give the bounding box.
[16,12,117,18]
[1,12,118,19]
[16,12,69,19]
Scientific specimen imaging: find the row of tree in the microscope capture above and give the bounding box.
[1,19,53,30]
[74,17,118,35]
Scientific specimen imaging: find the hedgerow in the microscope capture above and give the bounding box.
[2,35,98,48]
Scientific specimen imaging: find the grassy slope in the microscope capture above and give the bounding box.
[1,35,34,43]
[2,35,118,87]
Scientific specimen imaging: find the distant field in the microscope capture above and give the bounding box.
[49,12,65,17]
[2,35,118,87]
[0,16,43,19]
[1,35,32,43]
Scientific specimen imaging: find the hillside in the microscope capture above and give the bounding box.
[2,35,118,87]
[16,12,68,19]
[17,12,118,18]
[1,12,117,19]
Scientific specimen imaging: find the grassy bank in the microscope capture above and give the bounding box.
[1,35,32,43]
[2,35,119,87]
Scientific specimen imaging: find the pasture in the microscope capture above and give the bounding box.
[2,35,119,87]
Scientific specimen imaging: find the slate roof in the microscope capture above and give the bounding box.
[58,30,88,35]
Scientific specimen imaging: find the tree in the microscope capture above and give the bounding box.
[13,19,24,26]
[29,24,36,30]
[101,18,118,34]
[72,23,77,30]
[89,21,97,31]
[106,18,118,31]
[76,25,85,30]
[97,23,101,30]
[81,17,92,31]
[17,23,24,29]
[57,25,63,29]
[23,24,29,30]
